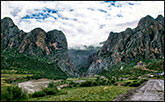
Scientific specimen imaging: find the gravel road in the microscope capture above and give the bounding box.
[114,79,164,101]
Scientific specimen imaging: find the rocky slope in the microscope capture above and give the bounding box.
[69,49,96,67]
[1,17,78,76]
[114,79,164,101]
[69,49,97,76]
[86,15,164,75]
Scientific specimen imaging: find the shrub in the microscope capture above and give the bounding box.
[48,81,57,88]
[68,81,77,88]
[32,90,46,97]
[79,81,93,87]
[122,82,131,86]
[95,77,111,85]
[129,77,138,80]
[111,79,115,84]
[107,80,112,85]
[43,88,58,95]
[146,60,163,71]
[79,79,109,87]
[139,79,148,83]
[129,81,141,87]
[1,85,27,101]
[32,81,59,98]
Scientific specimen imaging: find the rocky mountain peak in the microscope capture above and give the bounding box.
[156,14,163,20]
[1,17,15,28]
[1,17,19,35]
[156,15,164,24]
[137,15,155,28]
[31,27,45,32]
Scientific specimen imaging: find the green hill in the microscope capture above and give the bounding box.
[1,49,68,80]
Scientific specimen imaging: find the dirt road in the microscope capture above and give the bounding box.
[18,79,62,94]
[114,79,164,101]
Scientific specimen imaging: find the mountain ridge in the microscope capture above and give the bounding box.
[86,15,164,75]
[1,15,164,77]
[1,17,78,77]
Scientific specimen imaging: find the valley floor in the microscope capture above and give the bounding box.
[27,85,133,101]
[1,59,164,101]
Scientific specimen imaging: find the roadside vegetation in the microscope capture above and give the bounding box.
[1,85,28,101]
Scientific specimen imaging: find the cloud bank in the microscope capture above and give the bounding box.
[1,1,164,48]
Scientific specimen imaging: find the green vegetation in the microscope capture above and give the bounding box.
[28,85,133,101]
[121,79,148,87]
[1,85,28,101]
[48,81,57,88]
[1,50,68,80]
[100,59,164,80]
[66,77,97,81]
[1,73,33,86]
[146,60,164,72]
[32,87,58,97]
[32,90,47,97]
[1,49,164,101]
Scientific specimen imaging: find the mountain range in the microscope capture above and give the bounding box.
[1,15,164,77]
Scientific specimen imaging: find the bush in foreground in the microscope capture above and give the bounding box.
[32,87,58,97]
[43,88,58,95]
[32,90,46,97]
[1,85,27,101]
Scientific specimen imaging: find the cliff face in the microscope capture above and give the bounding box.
[86,15,164,75]
[69,49,97,76]
[69,49,96,67]
[1,17,78,76]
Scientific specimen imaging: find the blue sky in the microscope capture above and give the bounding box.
[1,1,164,49]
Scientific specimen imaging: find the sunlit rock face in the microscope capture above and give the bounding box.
[86,15,164,75]
[1,17,78,76]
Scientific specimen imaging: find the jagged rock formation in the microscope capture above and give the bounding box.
[86,15,164,75]
[1,17,78,76]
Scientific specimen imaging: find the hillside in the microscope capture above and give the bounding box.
[86,15,164,75]
[1,17,78,77]
[1,48,70,79]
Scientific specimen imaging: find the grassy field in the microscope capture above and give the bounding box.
[28,85,133,101]
[1,74,32,86]
[66,77,97,81]
[1,69,33,87]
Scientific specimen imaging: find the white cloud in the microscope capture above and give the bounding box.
[1,1,164,48]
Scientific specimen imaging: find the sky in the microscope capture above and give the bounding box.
[1,1,164,49]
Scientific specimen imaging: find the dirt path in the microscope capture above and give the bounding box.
[114,79,164,101]
[18,79,86,94]
[18,79,62,94]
